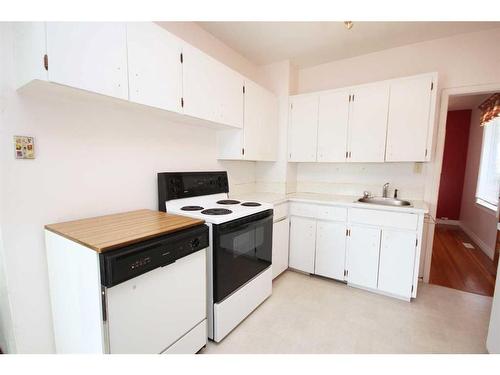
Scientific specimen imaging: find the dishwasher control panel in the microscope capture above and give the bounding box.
[100,224,209,287]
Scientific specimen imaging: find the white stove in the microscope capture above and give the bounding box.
[158,172,273,343]
[165,193,273,224]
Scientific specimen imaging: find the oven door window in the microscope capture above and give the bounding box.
[213,210,273,303]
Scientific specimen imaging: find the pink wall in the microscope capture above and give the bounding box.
[157,22,266,88]
[436,110,472,220]
[298,28,500,93]
[460,108,498,259]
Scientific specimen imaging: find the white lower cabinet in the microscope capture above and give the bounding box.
[346,225,381,290]
[288,203,423,301]
[314,220,347,280]
[377,229,417,299]
[272,217,290,279]
[288,216,316,274]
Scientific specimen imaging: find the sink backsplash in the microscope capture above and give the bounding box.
[295,162,427,201]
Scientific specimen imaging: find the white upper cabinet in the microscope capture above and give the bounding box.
[182,44,244,128]
[288,72,437,164]
[288,95,319,162]
[216,79,278,161]
[317,90,350,162]
[385,74,437,162]
[127,23,183,113]
[46,22,128,100]
[13,22,48,88]
[244,80,279,161]
[347,83,390,162]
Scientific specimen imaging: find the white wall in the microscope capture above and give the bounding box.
[459,108,498,259]
[296,162,425,200]
[0,22,257,353]
[157,22,266,88]
[0,22,17,355]
[298,28,500,94]
[295,27,500,204]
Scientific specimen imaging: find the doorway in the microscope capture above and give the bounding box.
[429,92,499,296]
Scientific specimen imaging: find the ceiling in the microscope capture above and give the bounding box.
[197,22,500,68]
[448,93,491,111]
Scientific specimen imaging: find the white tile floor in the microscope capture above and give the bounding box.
[201,270,493,354]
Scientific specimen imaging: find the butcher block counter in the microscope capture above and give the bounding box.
[44,209,205,253]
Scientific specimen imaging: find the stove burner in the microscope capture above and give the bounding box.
[181,205,204,211]
[241,202,261,207]
[201,208,232,215]
[216,199,241,205]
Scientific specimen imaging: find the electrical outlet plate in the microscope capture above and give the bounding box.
[14,135,35,159]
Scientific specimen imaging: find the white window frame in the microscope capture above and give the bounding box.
[475,116,500,212]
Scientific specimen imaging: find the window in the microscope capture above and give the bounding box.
[476,117,500,211]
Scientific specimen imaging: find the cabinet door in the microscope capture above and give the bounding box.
[288,95,319,162]
[289,216,316,273]
[13,22,48,89]
[314,220,347,280]
[385,75,434,162]
[46,22,128,99]
[183,44,244,128]
[346,225,381,289]
[317,91,350,162]
[243,80,278,161]
[272,218,290,279]
[127,23,183,112]
[378,230,416,299]
[348,84,389,162]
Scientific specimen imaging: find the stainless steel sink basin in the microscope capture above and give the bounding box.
[357,197,412,207]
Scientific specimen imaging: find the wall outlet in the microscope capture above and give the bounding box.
[413,162,423,174]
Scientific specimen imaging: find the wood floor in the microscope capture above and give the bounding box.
[429,224,497,296]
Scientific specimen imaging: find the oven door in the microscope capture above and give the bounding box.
[212,209,273,303]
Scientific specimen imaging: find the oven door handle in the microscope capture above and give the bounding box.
[222,214,272,230]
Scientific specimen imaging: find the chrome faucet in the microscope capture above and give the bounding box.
[382,182,389,198]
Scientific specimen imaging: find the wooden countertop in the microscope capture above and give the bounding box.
[44,209,205,253]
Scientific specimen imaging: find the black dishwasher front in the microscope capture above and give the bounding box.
[100,224,209,287]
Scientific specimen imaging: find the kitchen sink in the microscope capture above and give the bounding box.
[357,196,412,207]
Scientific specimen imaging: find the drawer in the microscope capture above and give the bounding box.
[289,202,317,218]
[315,205,347,222]
[273,202,288,221]
[349,208,418,230]
[289,202,347,222]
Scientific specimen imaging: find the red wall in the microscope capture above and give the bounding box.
[436,110,472,220]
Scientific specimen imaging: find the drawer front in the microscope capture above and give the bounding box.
[349,208,418,230]
[315,205,347,221]
[273,202,288,221]
[289,202,347,222]
[289,202,317,218]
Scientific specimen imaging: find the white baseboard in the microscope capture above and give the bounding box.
[436,219,461,226]
[459,223,495,260]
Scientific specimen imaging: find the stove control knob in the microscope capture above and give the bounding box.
[190,238,200,249]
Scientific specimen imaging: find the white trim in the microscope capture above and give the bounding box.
[422,81,500,283]
[476,198,498,213]
[459,222,495,260]
[436,219,461,226]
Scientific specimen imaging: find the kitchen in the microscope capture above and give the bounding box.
[1,1,500,371]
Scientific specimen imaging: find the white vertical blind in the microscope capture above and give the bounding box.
[476,117,500,210]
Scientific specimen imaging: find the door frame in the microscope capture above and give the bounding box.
[422,82,500,282]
